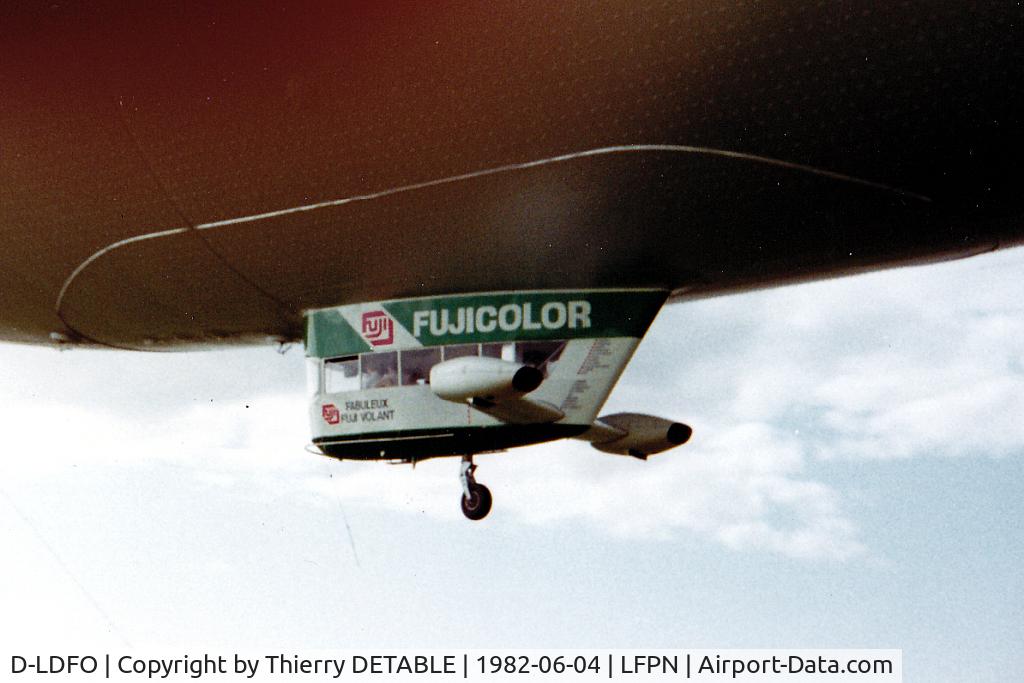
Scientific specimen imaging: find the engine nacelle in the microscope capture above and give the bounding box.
[430,356,543,402]
[582,412,692,459]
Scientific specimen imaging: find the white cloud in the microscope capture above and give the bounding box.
[481,423,867,561]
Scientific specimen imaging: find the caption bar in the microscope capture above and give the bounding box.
[6,650,901,682]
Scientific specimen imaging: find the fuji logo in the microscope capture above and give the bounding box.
[361,310,394,346]
[322,403,340,425]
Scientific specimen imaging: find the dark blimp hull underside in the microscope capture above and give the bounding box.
[2,2,1022,349]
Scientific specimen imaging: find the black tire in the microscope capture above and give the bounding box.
[460,483,492,521]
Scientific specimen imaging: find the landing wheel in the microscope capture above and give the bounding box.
[459,455,492,521]
[461,482,492,520]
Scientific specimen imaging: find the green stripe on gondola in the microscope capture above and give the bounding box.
[305,289,667,357]
[383,289,667,346]
[305,310,370,357]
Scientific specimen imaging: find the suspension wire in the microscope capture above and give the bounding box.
[317,457,361,569]
[0,485,132,647]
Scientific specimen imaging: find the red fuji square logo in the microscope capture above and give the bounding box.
[322,403,340,425]
[361,310,394,346]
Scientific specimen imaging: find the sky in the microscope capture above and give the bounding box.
[1,248,1022,682]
